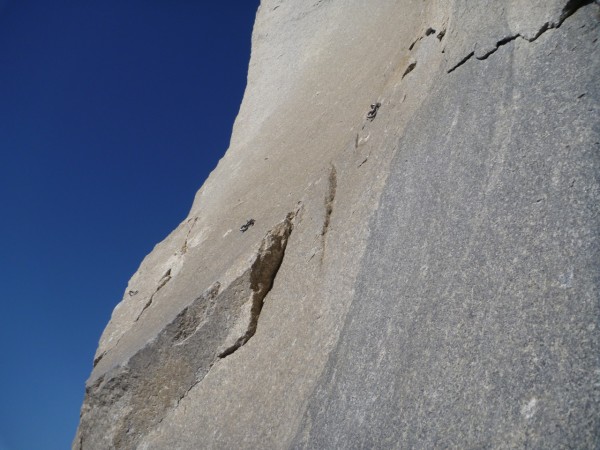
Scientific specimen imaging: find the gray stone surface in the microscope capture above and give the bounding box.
[293,7,600,448]
[75,1,599,448]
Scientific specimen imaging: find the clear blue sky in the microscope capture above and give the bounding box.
[0,1,259,448]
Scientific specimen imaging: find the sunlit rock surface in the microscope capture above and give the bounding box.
[75,1,599,448]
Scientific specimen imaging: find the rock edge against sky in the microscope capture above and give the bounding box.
[76,1,599,448]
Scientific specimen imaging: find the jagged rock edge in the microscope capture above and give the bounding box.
[218,210,296,357]
[76,211,297,450]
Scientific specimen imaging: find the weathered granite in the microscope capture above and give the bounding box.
[293,6,600,448]
[75,1,599,449]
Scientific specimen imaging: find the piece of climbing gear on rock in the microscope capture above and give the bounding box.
[240,218,255,232]
[367,102,381,121]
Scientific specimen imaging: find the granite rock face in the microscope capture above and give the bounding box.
[75,1,600,448]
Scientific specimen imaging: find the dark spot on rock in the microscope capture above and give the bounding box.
[402,62,417,78]
[240,219,256,232]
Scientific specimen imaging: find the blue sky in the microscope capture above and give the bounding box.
[0,1,259,448]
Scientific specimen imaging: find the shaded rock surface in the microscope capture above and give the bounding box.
[75,1,599,449]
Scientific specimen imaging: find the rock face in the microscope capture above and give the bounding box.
[75,1,600,448]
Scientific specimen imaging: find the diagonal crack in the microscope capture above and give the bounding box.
[321,165,337,238]
[447,51,474,73]
[218,212,295,358]
[447,0,595,73]
[133,269,172,323]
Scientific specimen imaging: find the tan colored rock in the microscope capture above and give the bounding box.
[76,1,600,448]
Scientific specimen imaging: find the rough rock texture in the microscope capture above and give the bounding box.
[75,1,600,449]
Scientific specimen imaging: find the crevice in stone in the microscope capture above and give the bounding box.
[410,26,444,50]
[180,217,198,254]
[402,61,417,78]
[174,378,201,409]
[561,0,595,23]
[134,269,172,322]
[321,165,337,238]
[447,0,595,73]
[136,298,154,322]
[218,212,295,358]
[447,51,474,73]
[476,34,519,60]
[92,351,106,368]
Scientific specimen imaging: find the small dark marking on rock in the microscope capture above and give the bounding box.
[425,27,436,36]
[447,51,474,73]
[402,62,417,78]
[93,351,106,368]
[366,102,381,121]
[240,219,255,232]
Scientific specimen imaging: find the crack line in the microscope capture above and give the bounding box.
[447,0,595,73]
